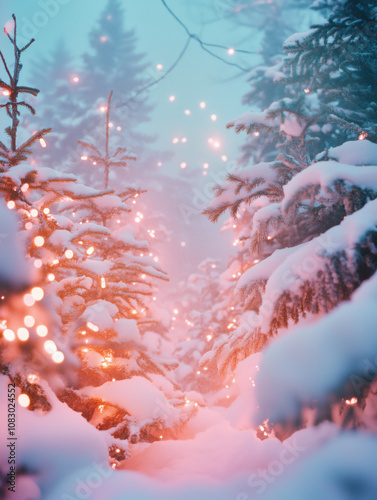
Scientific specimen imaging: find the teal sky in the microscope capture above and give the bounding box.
[0,1,261,277]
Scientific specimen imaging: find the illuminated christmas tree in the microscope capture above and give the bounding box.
[56,92,194,467]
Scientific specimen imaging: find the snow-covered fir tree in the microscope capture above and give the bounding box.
[203,0,377,410]
[56,92,193,466]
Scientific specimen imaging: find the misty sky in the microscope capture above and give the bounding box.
[0,0,259,278]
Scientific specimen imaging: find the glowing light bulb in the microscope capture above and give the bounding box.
[203,163,209,169]
[30,209,38,217]
[184,109,191,115]
[48,273,55,282]
[346,397,358,405]
[27,373,39,384]
[206,335,212,341]
[65,249,74,259]
[86,247,94,255]
[131,309,137,315]
[52,351,64,363]
[213,141,220,148]
[358,133,367,141]
[36,325,48,337]
[7,201,15,209]
[101,277,106,289]
[23,294,35,307]
[203,171,207,176]
[39,138,47,148]
[87,322,99,332]
[116,126,122,131]
[227,48,235,55]
[169,95,175,102]
[156,64,163,70]
[18,394,30,408]
[34,236,44,247]
[172,137,179,144]
[100,35,108,42]
[211,114,217,121]
[99,105,107,113]
[200,102,206,109]
[43,207,50,215]
[181,241,186,247]
[25,222,33,230]
[2,90,10,96]
[72,76,80,83]
[44,340,57,354]
[17,328,29,341]
[24,315,35,327]
[221,155,227,162]
[180,162,187,169]
[304,88,310,94]
[21,183,29,193]
[181,137,187,143]
[81,155,88,161]
[254,131,260,137]
[157,161,162,167]
[31,287,44,301]
[3,329,15,341]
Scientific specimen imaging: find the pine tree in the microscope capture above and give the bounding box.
[204,0,377,383]
[0,16,88,413]
[56,92,193,467]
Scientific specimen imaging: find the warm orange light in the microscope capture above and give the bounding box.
[34,236,44,247]
[18,394,30,408]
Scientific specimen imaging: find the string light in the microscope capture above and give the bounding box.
[44,340,57,354]
[358,133,367,141]
[25,222,33,230]
[43,207,50,215]
[254,131,260,137]
[36,325,48,337]
[87,322,99,332]
[180,162,187,169]
[101,277,106,289]
[346,397,358,405]
[24,315,35,327]
[86,247,94,255]
[39,138,47,148]
[30,209,38,217]
[203,163,209,169]
[211,114,217,121]
[27,373,39,384]
[172,137,179,144]
[3,329,15,341]
[18,394,30,408]
[304,88,310,94]
[81,155,88,161]
[227,48,235,55]
[21,183,29,192]
[221,155,227,162]
[52,351,64,363]
[200,102,206,109]
[48,273,55,282]
[72,76,80,83]
[169,95,175,102]
[31,287,44,301]
[184,109,191,115]
[181,137,187,143]
[65,249,74,259]
[34,236,44,247]
[156,64,163,70]
[7,201,15,209]
[23,294,35,307]
[17,328,29,341]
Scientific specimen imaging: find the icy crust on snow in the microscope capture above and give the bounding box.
[316,139,377,166]
[114,318,141,343]
[228,110,277,132]
[282,160,377,214]
[258,197,377,332]
[78,376,180,424]
[283,28,317,47]
[237,245,301,291]
[255,271,377,426]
